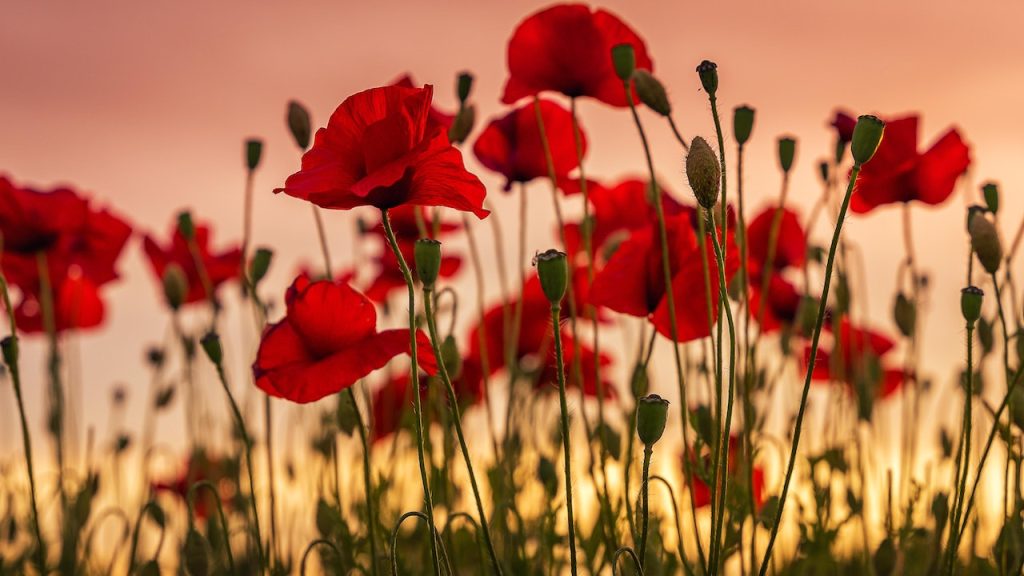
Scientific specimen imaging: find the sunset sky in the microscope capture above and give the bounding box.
[3,0,1024,461]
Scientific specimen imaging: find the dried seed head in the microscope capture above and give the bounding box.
[686,136,721,209]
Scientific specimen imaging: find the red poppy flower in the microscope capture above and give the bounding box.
[142,219,241,305]
[391,74,454,134]
[473,99,585,191]
[806,317,907,399]
[275,84,489,219]
[459,273,613,402]
[561,177,682,261]
[371,373,418,444]
[13,272,105,334]
[253,275,437,404]
[590,209,739,342]
[851,115,970,214]
[746,206,805,280]
[748,274,801,334]
[687,435,765,509]
[830,110,857,144]
[502,4,653,107]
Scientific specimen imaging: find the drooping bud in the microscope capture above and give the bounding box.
[982,182,999,214]
[414,238,442,289]
[733,105,755,146]
[200,331,224,366]
[456,72,474,105]
[960,286,984,325]
[778,137,797,174]
[850,115,885,165]
[968,215,1002,274]
[161,264,189,311]
[632,70,671,116]
[534,249,568,306]
[176,211,196,241]
[287,101,312,150]
[636,393,670,446]
[448,104,476,145]
[686,136,721,209]
[248,247,273,286]
[696,60,718,96]
[611,44,636,82]
[245,139,263,171]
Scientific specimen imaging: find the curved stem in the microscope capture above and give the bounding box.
[187,480,236,575]
[612,547,644,576]
[390,511,453,576]
[757,163,863,576]
[300,539,344,576]
[551,303,579,575]
[380,209,441,576]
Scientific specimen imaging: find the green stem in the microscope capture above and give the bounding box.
[424,287,504,575]
[757,163,863,576]
[380,209,441,576]
[639,446,653,569]
[349,387,380,576]
[946,320,975,574]
[311,205,333,278]
[551,303,579,576]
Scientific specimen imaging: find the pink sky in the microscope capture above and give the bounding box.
[3,1,1024,459]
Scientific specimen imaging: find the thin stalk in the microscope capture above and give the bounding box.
[639,445,653,569]
[550,302,579,575]
[424,287,504,574]
[946,318,975,574]
[757,163,864,576]
[348,387,380,576]
[380,209,441,576]
[311,206,333,278]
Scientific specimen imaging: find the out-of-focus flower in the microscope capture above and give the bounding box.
[142,218,241,306]
[687,435,765,509]
[473,99,585,191]
[590,208,739,342]
[152,451,232,520]
[253,275,437,404]
[501,4,653,107]
[275,85,488,219]
[830,110,857,145]
[806,317,908,399]
[851,115,970,213]
[745,205,806,333]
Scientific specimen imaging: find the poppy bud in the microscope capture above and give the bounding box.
[893,292,915,338]
[969,215,1002,274]
[733,105,755,146]
[448,104,476,145]
[245,139,263,171]
[632,70,671,116]
[1,336,17,369]
[778,137,797,174]
[686,136,721,209]
[696,60,718,96]
[287,101,312,150]
[456,72,474,105]
[440,335,462,379]
[966,204,987,232]
[850,115,885,165]
[162,264,189,311]
[176,211,196,241]
[534,249,568,305]
[873,537,897,576]
[414,238,442,289]
[636,393,670,446]
[960,286,984,325]
[146,346,165,368]
[611,44,636,82]
[818,161,829,184]
[248,247,273,286]
[982,182,999,215]
[200,331,224,366]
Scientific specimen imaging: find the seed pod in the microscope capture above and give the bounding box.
[534,249,568,305]
[696,60,718,95]
[456,72,474,104]
[633,70,671,116]
[893,293,916,338]
[636,393,670,446]
[733,105,755,146]
[982,182,999,214]
[686,136,721,209]
[850,115,885,165]
[778,137,797,174]
[448,104,476,145]
[611,43,636,81]
[245,139,263,171]
[200,332,224,366]
[960,286,984,325]
[249,247,273,286]
[414,238,442,289]
[969,215,1002,274]
[162,264,189,311]
[176,210,196,241]
[287,101,312,150]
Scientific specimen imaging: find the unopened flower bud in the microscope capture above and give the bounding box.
[733,105,755,146]
[982,182,999,215]
[245,139,263,171]
[1,336,17,369]
[966,205,987,232]
[162,263,189,311]
[961,286,984,325]
[440,335,462,379]
[414,238,442,289]
[818,161,829,184]
[778,137,797,174]
[248,247,273,286]
[176,211,196,241]
[636,393,670,446]
[146,346,165,368]
[632,70,671,116]
[456,72,474,104]
[969,215,1002,274]
[287,101,312,150]
[448,104,476,145]
[534,249,568,305]
[696,60,718,95]
[200,331,224,366]
[851,115,885,165]
[611,44,636,82]
[686,136,721,209]
[893,292,915,338]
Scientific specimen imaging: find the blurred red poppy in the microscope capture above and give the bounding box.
[830,110,857,145]
[851,116,970,214]
[688,435,765,509]
[142,219,241,305]
[254,275,437,404]
[473,99,585,191]
[806,317,908,399]
[371,373,417,444]
[590,209,739,342]
[275,85,488,219]
[745,205,806,332]
[502,4,653,107]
